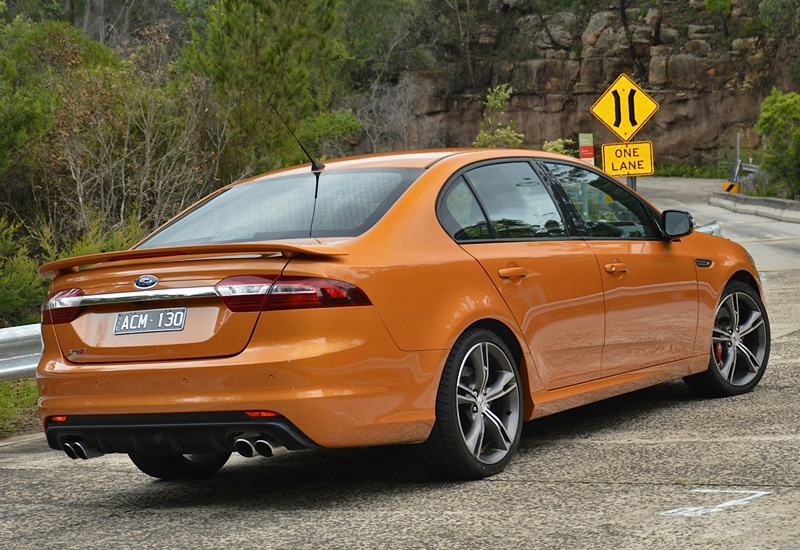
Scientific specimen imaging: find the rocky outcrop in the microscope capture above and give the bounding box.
[412,2,775,165]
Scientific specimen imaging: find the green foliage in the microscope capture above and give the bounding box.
[34,213,147,263]
[183,0,346,172]
[0,379,39,439]
[0,215,46,327]
[652,163,728,178]
[298,109,362,160]
[755,88,800,199]
[542,138,577,156]
[758,0,800,37]
[473,83,525,148]
[342,0,432,84]
[706,0,732,36]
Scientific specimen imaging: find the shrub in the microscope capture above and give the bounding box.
[755,88,800,199]
[473,84,525,149]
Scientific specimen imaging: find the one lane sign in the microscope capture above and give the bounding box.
[601,142,654,177]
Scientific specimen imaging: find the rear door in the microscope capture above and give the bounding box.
[541,161,699,376]
[439,160,606,389]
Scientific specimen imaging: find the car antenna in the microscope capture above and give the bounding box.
[266,98,325,177]
[265,97,325,237]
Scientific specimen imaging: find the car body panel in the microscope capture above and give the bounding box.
[462,240,606,389]
[586,239,699,376]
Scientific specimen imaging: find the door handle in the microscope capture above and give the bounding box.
[498,266,528,278]
[604,262,628,273]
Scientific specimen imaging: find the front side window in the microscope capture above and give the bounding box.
[138,169,423,248]
[543,162,656,239]
[465,162,566,239]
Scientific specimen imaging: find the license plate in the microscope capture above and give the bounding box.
[114,308,186,335]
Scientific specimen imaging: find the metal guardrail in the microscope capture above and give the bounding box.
[0,324,42,382]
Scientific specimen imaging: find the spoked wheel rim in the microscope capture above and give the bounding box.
[455,341,521,465]
[711,291,768,387]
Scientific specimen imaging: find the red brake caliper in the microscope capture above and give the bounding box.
[713,321,724,365]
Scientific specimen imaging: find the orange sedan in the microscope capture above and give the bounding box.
[37,149,770,480]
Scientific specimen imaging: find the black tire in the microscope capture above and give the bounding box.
[423,328,523,479]
[128,452,231,480]
[684,281,770,397]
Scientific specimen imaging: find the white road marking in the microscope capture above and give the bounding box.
[660,489,772,517]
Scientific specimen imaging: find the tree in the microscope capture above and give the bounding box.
[342,0,431,88]
[0,215,46,327]
[706,0,732,37]
[356,73,437,152]
[755,88,800,199]
[473,84,524,149]
[182,0,346,174]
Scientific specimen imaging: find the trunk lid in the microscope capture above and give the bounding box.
[42,243,346,363]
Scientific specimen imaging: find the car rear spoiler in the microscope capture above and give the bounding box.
[39,242,349,278]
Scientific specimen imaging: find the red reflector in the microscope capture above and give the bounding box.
[215,276,274,312]
[265,277,371,310]
[42,289,85,325]
[244,410,281,418]
[50,416,68,423]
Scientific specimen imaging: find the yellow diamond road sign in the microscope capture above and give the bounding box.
[602,141,654,177]
[591,74,659,142]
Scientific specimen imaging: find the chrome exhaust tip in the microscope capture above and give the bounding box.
[254,438,287,458]
[71,441,104,460]
[62,442,79,460]
[234,438,257,458]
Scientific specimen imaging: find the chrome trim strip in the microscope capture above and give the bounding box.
[43,287,219,310]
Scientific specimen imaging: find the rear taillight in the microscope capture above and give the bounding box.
[42,289,85,325]
[214,276,275,312]
[265,277,371,310]
[215,275,370,312]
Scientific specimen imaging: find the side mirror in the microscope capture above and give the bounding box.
[662,210,694,239]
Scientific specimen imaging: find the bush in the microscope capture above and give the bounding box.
[473,84,525,149]
[0,215,46,327]
[755,88,800,199]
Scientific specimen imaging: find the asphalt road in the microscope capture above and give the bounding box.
[1,178,798,550]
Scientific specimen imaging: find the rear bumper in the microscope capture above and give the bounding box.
[38,308,449,449]
[45,412,318,455]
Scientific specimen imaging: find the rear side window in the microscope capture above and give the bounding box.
[466,162,567,239]
[439,177,492,240]
[138,169,423,248]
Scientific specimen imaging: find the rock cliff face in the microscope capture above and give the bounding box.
[415,3,778,165]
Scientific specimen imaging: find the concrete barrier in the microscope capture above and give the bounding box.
[709,192,800,223]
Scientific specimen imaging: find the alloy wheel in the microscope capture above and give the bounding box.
[455,341,521,465]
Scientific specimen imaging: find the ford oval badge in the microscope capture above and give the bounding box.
[134,275,159,289]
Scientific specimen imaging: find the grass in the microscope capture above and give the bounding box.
[0,379,39,439]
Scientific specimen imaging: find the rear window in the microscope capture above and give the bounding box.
[138,169,423,248]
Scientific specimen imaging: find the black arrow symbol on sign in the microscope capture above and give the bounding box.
[628,89,638,126]
[611,89,639,129]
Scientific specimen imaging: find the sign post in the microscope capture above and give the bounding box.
[590,74,660,190]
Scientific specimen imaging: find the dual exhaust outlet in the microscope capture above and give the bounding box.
[234,437,287,459]
[61,437,286,461]
[62,440,104,460]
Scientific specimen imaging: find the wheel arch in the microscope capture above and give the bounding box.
[728,269,762,295]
